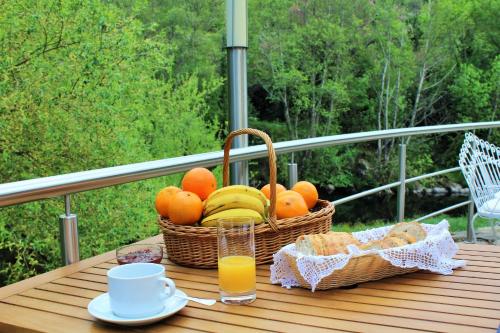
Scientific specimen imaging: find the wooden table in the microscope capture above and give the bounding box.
[0,235,499,333]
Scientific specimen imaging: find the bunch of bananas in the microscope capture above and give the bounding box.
[201,185,268,227]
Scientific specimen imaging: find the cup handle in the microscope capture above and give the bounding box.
[159,277,176,300]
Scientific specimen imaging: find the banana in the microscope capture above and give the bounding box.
[204,192,265,217]
[201,208,264,227]
[205,185,267,207]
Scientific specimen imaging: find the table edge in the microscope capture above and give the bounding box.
[0,234,163,300]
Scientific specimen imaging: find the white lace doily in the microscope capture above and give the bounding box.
[270,220,466,291]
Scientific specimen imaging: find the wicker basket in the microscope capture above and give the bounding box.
[158,128,335,268]
[284,252,419,290]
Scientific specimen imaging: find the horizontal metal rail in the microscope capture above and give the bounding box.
[333,181,401,206]
[415,200,472,222]
[332,166,463,206]
[405,167,461,184]
[0,122,499,207]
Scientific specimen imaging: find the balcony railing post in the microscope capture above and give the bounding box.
[466,193,476,243]
[59,195,80,265]
[227,0,249,185]
[288,162,298,189]
[397,144,407,222]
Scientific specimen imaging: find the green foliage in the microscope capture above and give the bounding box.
[0,0,221,286]
[0,0,499,286]
[333,214,491,234]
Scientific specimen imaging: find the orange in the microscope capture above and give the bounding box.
[168,191,203,225]
[260,183,286,200]
[181,167,217,200]
[277,190,303,199]
[155,186,182,217]
[292,181,318,209]
[276,190,308,219]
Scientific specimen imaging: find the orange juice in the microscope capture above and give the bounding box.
[218,255,256,293]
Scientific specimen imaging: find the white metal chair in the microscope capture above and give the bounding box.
[459,132,500,244]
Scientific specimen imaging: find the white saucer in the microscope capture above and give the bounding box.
[87,289,188,326]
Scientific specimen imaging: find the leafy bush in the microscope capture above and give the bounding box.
[0,0,221,286]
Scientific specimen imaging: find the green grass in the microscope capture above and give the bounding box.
[332,215,492,233]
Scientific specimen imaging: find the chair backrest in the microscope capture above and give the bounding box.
[459,132,500,211]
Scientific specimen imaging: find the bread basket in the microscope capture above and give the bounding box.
[158,128,335,268]
[271,220,466,290]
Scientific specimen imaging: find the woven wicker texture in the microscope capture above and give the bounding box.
[284,252,419,290]
[158,128,335,268]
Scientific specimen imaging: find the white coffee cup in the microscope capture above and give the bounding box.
[107,263,176,318]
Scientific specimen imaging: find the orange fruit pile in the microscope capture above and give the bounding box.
[168,191,203,225]
[276,190,309,219]
[292,181,318,209]
[260,183,286,200]
[155,167,217,225]
[155,167,320,223]
[260,181,319,219]
[181,167,217,200]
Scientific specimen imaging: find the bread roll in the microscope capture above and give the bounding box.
[359,236,408,251]
[296,222,427,255]
[388,231,416,244]
[387,222,426,242]
[296,232,360,256]
[359,240,384,251]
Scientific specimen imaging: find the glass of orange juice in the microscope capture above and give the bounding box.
[217,218,256,305]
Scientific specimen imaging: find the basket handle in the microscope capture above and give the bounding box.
[223,128,279,232]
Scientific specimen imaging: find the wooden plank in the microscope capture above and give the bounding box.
[454,259,500,268]
[2,294,96,321]
[152,316,274,333]
[43,280,500,321]
[36,283,102,299]
[36,270,497,331]
[72,266,500,312]
[455,254,500,263]
[456,265,500,274]
[22,289,91,308]
[24,284,490,332]
[181,286,498,332]
[10,290,351,333]
[457,250,500,258]
[357,280,500,302]
[53,278,107,292]
[18,290,268,333]
[160,268,500,303]
[153,281,498,330]
[160,260,500,282]
[420,270,500,280]
[404,273,500,287]
[377,276,500,294]
[459,244,500,252]
[80,265,500,299]
[179,306,368,333]
[339,287,500,310]
[0,302,134,333]
[15,289,387,333]
[0,234,162,300]
[3,293,262,333]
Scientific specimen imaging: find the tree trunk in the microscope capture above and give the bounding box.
[377,60,388,161]
[406,61,427,145]
[384,58,391,162]
[390,68,401,152]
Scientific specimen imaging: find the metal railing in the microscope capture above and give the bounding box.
[1,121,499,264]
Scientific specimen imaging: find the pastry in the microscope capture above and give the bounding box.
[387,222,426,242]
[296,232,360,256]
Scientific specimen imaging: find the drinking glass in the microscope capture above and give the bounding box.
[217,218,256,305]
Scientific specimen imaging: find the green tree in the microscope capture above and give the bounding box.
[0,0,221,285]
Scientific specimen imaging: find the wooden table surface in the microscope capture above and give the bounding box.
[0,235,499,333]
